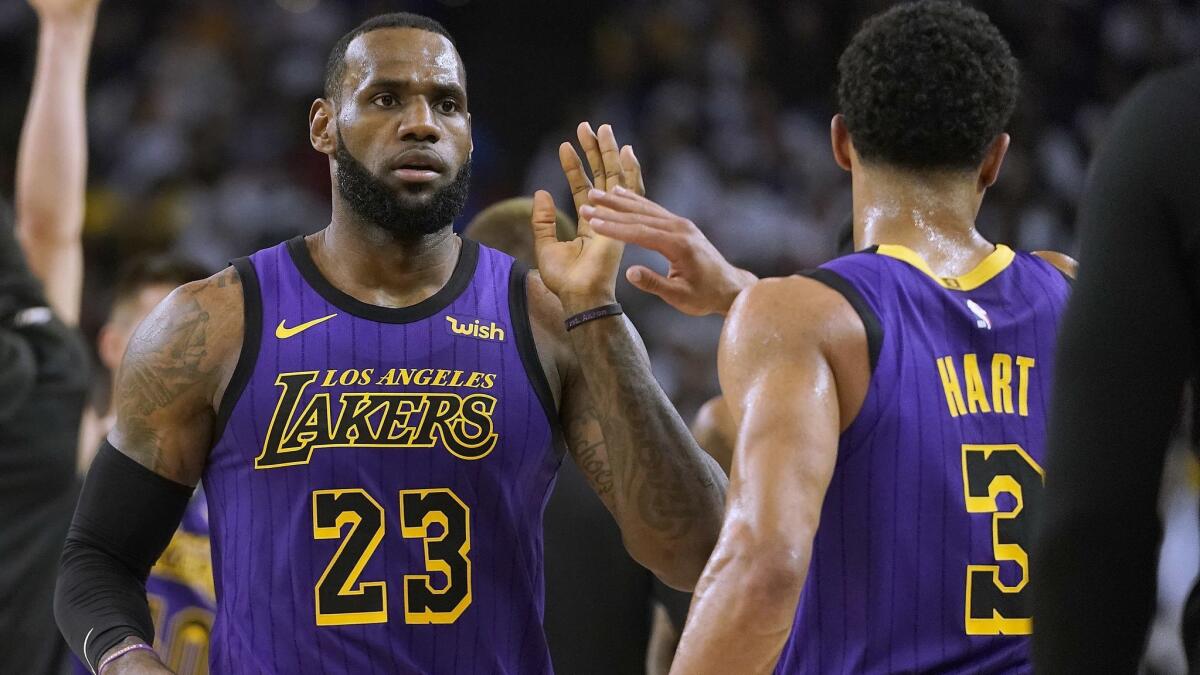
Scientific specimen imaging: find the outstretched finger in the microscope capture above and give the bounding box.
[590,187,675,220]
[531,190,561,261]
[588,218,685,259]
[558,142,592,216]
[619,145,645,197]
[596,124,625,192]
[626,265,694,311]
[581,203,677,231]
[577,122,607,191]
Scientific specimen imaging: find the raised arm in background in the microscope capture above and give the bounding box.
[528,122,727,590]
[15,0,100,326]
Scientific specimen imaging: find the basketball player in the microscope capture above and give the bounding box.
[572,2,1075,671]
[1034,60,1200,673]
[55,12,725,674]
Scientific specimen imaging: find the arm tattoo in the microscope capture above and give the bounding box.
[567,319,724,544]
[123,297,209,417]
[565,407,613,497]
[115,275,225,467]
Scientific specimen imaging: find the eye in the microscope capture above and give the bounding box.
[372,93,399,108]
[436,99,460,114]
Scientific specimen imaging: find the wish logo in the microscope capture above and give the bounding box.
[445,315,507,342]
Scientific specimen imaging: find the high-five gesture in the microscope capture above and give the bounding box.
[531,122,643,313]
[528,122,725,592]
[580,190,757,317]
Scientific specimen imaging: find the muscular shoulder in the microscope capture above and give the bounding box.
[721,276,869,429]
[139,265,245,377]
[1032,251,1078,279]
[110,265,245,479]
[722,276,861,360]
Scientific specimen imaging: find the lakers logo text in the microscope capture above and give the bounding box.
[257,370,500,468]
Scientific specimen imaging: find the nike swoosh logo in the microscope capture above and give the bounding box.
[276,313,338,339]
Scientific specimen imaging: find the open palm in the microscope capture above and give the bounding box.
[531,122,645,310]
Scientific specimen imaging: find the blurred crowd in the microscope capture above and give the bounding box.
[4,0,1198,415]
[524,0,1200,413]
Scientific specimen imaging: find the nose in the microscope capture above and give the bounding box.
[398,98,440,143]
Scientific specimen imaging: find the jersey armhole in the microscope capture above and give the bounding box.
[212,257,263,441]
[798,268,884,373]
[507,261,562,431]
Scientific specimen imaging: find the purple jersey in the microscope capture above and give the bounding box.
[774,245,1070,674]
[203,237,560,674]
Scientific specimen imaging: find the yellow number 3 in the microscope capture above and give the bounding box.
[961,444,1045,635]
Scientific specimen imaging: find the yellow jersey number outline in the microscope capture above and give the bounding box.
[310,487,473,627]
[312,489,388,626]
[960,443,1045,636]
[399,488,473,624]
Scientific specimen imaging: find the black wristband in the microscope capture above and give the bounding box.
[564,303,623,331]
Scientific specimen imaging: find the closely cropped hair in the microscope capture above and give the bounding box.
[324,12,456,100]
[112,255,208,307]
[837,0,1018,171]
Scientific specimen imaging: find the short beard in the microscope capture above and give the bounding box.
[334,132,471,241]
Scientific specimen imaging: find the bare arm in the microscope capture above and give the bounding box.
[559,293,724,589]
[108,267,242,481]
[690,396,735,476]
[670,277,864,674]
[527,270,724,590]
[646,603,681,675]
[530,123,726,589]
[15,0,100,326]
[70,267,243,673]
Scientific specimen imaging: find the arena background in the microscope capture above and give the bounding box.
[2,1,1199,670]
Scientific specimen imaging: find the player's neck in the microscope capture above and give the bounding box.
[851,170,995,277]
[307,219,462,309]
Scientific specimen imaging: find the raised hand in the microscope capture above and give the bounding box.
[531,122,644,313]
[580,189,757,316]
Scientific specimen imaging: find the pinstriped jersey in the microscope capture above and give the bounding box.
[202,236,561,674]
[774,245,1070,674]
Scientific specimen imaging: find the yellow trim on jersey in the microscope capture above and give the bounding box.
[876,244,1015,291]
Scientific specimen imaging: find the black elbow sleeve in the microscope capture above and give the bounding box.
[55,442,193,671]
